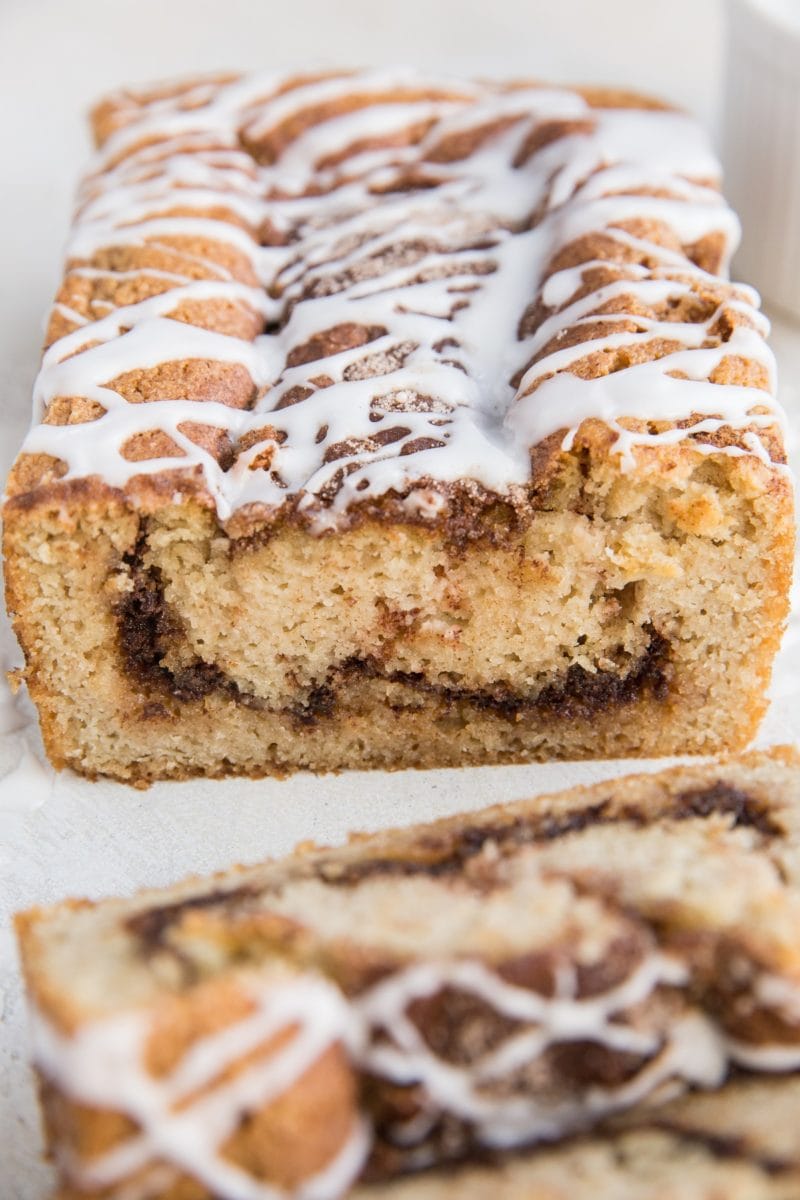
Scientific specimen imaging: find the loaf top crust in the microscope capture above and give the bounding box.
[5,70,788,533]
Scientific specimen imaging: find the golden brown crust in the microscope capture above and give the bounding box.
[8,70,783,518]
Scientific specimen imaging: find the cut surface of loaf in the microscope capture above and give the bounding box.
[355,1076,800,1199]
[2,69,793,782]
[16,747,800,1198]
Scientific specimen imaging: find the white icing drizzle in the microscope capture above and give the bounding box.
[725,973,800,1070]
[726,1039,800,1072]
[28,942,800,1198]
[31,974,368,1200]
[13,70,787,528]
[357,954,726,1148]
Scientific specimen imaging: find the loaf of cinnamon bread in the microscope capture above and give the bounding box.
[3,70,792,781]
[17,748,800,1198]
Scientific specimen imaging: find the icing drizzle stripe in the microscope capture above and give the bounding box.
[14,70,787,527]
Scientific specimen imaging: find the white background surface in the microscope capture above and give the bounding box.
[0,1,798,1196]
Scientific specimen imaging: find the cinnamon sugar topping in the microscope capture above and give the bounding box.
[14,70,786,527]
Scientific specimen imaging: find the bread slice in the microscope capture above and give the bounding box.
[3,70,793,783]
[355,1076,800,1199]
[16,747,800,1198]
